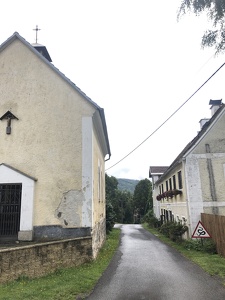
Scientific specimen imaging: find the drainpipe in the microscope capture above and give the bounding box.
[183,157,192,238]
[205,144,218,214]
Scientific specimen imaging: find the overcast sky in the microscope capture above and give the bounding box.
[1,1,225,180]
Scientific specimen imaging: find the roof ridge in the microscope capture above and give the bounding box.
[156,103,225,183]
[0,32,111,158]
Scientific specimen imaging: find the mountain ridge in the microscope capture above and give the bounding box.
[117,178,139,194]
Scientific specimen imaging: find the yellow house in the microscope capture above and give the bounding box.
[0,32,111,257]
[151,100,225,238]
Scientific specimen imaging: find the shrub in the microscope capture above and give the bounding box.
[159,221,188,241]
[143,210,161,228]
[183,239,217,254]
[106,202,116,233]
[148,216,161,228]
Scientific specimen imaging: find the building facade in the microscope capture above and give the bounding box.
[0,32,111,257]
[151,100,225,237]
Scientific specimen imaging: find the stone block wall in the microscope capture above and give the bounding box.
[92,218,106,258]
[0,237,92,284]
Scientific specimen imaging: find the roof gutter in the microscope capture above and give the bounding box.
[155,159,182,185]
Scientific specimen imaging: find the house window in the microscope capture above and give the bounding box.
[159,185,162,194]
[171,214,174,222]
[178,171,183,189]
[98,161,102,202]
[166,181,168,191]
[165,210,169,221]
[169,178,172,190]
[161,183,164,193]
[172,175,176,189]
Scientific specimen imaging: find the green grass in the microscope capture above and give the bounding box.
[2,224,224,299]
[0,228,120,300]
[143,223,225,283]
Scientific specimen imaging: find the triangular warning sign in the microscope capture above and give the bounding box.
[192,221,211,238]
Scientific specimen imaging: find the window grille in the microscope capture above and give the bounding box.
[0,184,22,237]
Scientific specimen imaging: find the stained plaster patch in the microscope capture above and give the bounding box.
[55,190,85,227]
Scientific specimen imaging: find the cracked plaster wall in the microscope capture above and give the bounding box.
[55,189,92,228]
[55,190,83,227]
[0,39,95,228]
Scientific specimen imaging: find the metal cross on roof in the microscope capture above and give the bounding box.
[33,25,41,43]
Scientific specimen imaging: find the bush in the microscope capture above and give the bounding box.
[106,202,116,233]
[148,216,161,228]
[143,210,161,228]
[183,239,217,254]
[159,221,188,242]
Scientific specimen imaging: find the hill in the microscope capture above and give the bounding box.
[117,178,139,194]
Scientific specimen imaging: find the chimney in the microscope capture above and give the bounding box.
[199,118,210,129]
[32,43,52,62]
[209,99,222,116]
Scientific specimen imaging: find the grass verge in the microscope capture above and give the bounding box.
[143,223,225,283]
[0,228,120,300]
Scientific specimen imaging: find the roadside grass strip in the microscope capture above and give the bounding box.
[0,228,120,300]
[143,223,225,283]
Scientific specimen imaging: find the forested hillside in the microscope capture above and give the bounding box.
[117,178,139,194]
[106,174,152,230]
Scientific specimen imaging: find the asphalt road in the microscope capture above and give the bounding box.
[86,224,225,300]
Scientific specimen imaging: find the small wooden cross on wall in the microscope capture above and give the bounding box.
[0,111,19,134]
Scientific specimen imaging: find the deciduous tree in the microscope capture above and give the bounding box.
[105,174,135,225]
[178,0,225,53]
[105,174,118,232]
[133,179,152,222]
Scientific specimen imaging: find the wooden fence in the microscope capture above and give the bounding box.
[201,213,225,257]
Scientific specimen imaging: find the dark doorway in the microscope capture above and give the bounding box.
[0,184,22,241]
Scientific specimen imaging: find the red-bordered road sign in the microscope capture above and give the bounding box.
[192,220,211,238]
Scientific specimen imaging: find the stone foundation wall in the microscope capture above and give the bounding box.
[0,237,92,284]
[92,218,106,258]
[33,225,91,241]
